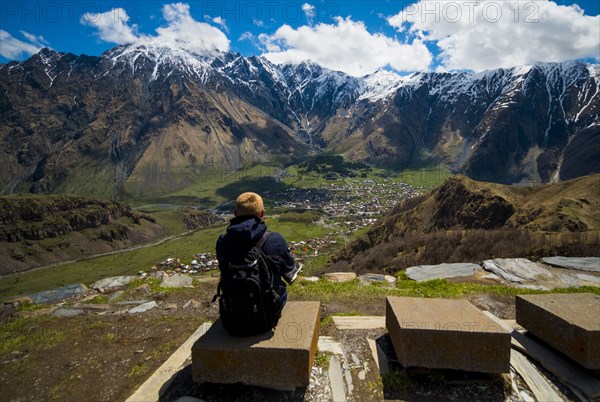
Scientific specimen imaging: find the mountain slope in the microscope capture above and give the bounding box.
[0,194,223,274]
[333,174,600,274]
[321,63,600,183]
[0,195,165,274]
[0,46,310,197]
[1,45,598,197]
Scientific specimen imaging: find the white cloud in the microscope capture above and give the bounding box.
[239,31,262,49]
[81,8,139,44]
[19,31,49,46]
[239,32,255,42]
[259,17,432,76]
[302,3,316,25]
[154,3,229,54]
[212,16,229,33]
[81,2,229,55]
[0,30,50,60]
[389,0,600,71]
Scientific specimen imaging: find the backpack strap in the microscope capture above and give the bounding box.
[255,231,271,250]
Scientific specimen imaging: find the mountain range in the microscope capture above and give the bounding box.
[1,44,599,197]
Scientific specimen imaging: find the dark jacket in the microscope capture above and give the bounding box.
[216,215,294,304]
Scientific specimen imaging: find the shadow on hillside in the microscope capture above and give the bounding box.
[216,176,291,200]
[159,364,305,402]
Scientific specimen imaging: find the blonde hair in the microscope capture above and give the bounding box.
[235,192,264,217]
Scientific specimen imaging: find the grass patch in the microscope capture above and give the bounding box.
[389,165,452,192]
[127,277,194,296]
[127,362,148,378]
[0,317,68,355]
[127,278,159,290]
[279,210,323,224]
[290,278,396,303]
[151,315,184,326]
[314,351,333,370]
[83,295,109,304]
[0,224,227,302]
[394,279,600,298]
[150,341,179,359]
[88,321,112,330]
[290,277,600,304]
[216,176,290,201]
[265,219,332,242]
[15,301,48,312]
[150,209,189,234]
[320,311,361,327]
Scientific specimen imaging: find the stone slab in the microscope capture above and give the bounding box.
[115,300,151,306]
[367,338,389,374]
[510,325,600,400]
[328,356,346,402]
[318,336,344,355]
[73,303,111,310]
[358,274,396,285]
[52,308,85,318]
[482,258,553,283]
[576,273,600,285]
[92,276,138,290]
[385,296,510,373]
[160,273,193,288]
[406,263,480,282]
[542,257,600,272]
[332,316,385,330]
[323,272,356,282]
[27,283,88,304]
[191,301,320,391]
[128,301,157,314]
[515,293,600,369]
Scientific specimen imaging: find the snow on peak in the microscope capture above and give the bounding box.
[357,70,431,102]
[587,63,600,79]
[106,42,219,82]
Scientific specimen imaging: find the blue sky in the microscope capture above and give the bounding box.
[1,1,599,76]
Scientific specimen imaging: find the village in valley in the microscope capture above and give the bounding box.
[141,164,433,276]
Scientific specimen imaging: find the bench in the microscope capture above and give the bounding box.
[386,296,511,373]
[191,301,320,391]
[516,293,600,370]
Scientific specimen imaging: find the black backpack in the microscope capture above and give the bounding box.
[213,231,283,336]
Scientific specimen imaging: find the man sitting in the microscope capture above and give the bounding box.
[215,192,300,334]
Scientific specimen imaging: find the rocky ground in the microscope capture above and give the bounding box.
[0,277,219,402]
[1,262,598,402]
[0,276,506,402]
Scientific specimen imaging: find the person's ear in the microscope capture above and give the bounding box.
[260,210,264,218]
[234,210,239,217]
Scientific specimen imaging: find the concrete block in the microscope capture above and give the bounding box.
[192,301,320,391]
[385,296,510,373]
[516,293,600,370]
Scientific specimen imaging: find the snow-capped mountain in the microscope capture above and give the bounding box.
[0,44,598,196]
